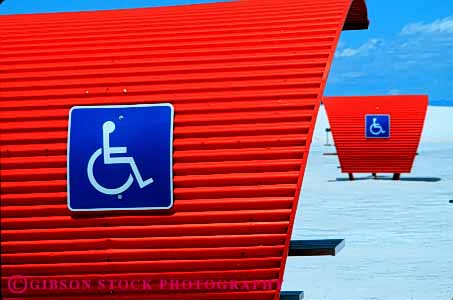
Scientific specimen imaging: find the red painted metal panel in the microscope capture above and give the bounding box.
[323,95,428,174]
[0,1,367,299]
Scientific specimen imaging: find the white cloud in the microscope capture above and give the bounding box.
[336,38,382,57]
[328,17,453,102]
[401,16,453,35]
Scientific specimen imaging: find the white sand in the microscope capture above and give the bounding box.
[283,106,453,300]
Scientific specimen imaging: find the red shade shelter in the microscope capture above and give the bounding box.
[323,95,428,178]
[0,1,368,299]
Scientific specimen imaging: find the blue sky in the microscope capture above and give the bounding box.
[328,0,453,106]
[1,0,452,105]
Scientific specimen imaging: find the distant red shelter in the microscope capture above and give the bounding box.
[323,95,428,180]
[0,1,370,299]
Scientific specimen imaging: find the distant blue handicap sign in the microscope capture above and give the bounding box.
[365,114,390,138]
[67,104,174,211]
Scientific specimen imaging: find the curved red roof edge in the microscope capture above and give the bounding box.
[0,1,369,299]
[344,0,369,30]
[0,0,370,30]
[323,95,428,174]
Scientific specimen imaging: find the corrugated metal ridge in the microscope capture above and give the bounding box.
[0,1,368,299]
[323,95,428,173]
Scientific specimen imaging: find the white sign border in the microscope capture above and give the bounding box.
[67,103,175,212]
[364,114,391,139]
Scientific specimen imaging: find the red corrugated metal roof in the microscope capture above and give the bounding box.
[1,1,368,299]
[323,95,428,174]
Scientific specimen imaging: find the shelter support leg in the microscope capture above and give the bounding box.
[280,291,304,300]
[393,173,401,180]
[348,173,354,181]
[372,173,377,179]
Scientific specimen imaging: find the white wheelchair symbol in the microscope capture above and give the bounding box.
[87,121,154,197]
[369,117,386,136]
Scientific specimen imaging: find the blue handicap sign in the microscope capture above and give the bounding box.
[67,104,174,211]
[365,114,390,138]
